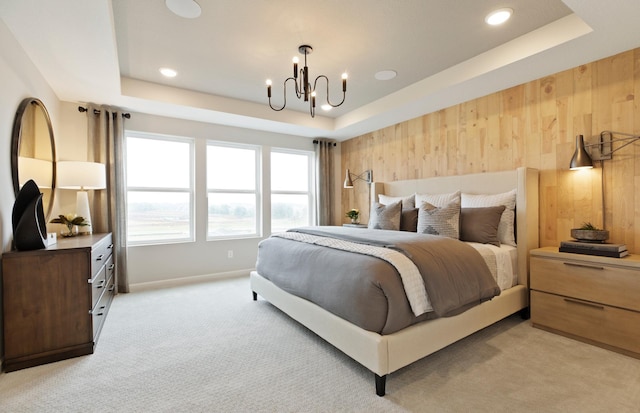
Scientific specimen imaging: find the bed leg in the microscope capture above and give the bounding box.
[252,291,257,301]
[519,306,530,320]
[375,374,386,396]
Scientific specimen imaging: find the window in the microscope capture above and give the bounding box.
[271,149,314,233]
[207,142,260,238]
[126,132,194,244]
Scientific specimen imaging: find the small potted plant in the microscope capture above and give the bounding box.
[571,222,609,242]
[346,208,360,224]
[50,213,90,237]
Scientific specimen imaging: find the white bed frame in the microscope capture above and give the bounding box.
[250,167,539,396]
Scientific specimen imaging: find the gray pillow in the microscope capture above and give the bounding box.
[417,200,460,239]
[400,208,419,232]
[368,201,402,230]
[459,206,506,246]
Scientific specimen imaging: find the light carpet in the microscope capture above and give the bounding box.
[1,276,639,412]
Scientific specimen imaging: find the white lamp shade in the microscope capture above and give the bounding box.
[57,161,106,190]
[18,157,53,188]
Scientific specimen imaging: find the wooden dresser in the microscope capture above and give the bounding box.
[530,247,640,359]
[2,233,115,372]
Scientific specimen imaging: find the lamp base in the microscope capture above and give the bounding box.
[76,191,92,234]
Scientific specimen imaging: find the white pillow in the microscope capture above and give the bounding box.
[378,194,415,210]
[415,190,460,208]
[461,189,516,246]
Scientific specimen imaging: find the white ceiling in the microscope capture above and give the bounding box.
[2,0,640,140]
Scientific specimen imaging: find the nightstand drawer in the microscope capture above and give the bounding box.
[530,256,640,312]
[531,290,640,356]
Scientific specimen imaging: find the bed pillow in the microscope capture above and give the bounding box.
[417,199,460,239]
[368,201,402,230]
[399,208,419,232]
[461,189,516,246]
[459,206,506,247]
[378,194,415,210]
[415,190,460,208]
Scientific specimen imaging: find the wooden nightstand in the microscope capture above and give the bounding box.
[530,247,640,359]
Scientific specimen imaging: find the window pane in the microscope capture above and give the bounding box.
[127,191,191,243]
[208,193,257,237]
[271,194,309,233]
[271,152,309,191]
[127,137,190,188]
[207,145,256,190]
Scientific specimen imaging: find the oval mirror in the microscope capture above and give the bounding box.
[11,97,56,219]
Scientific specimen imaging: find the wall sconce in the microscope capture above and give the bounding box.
[57,161,107,234]
[570,131,640,169]
[569,131,640,229]
[343,169,372,188]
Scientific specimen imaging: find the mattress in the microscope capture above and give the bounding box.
[256,227,507,335]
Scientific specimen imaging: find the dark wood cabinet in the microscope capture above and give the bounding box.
[2,233,115,372]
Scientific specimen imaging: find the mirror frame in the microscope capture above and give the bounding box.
[11,97,56,219]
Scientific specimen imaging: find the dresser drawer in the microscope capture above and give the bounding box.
[530,256,640,312]
[91,234,113,278]
[90,264,107,309]
[531,290,640,356]
[92,274,115,341]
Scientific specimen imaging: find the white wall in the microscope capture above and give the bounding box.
[0,19,61,252]
[0,17,344,288]
[123,112,318,286]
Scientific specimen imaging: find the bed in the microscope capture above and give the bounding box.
[251,167,539,396]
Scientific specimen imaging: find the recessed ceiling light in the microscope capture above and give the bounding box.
[485,8,513,26]
[166,0,202,19]
[321,104,332,111]
[375,70,397,81]
[159,67,178,78]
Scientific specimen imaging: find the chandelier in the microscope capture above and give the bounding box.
[266,45,347,118]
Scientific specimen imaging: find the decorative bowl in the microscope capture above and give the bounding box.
[570,228,610,242]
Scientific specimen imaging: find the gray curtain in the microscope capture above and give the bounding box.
[314,139,335,226]
[86,104,129,293]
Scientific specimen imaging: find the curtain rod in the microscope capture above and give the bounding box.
[313,139,336,146]
[78,106,131,119]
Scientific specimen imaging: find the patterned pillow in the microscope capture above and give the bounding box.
[378,194,415,210]
[417,199,461,239]
[415,190,461,208]
[461,189,516,246]
[368,201,402,230]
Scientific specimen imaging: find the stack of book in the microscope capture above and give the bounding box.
[559,240,628,258]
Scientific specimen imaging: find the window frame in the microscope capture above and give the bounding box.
[125,131,195,246]
[206,140,262,240]
[270,147,315,233]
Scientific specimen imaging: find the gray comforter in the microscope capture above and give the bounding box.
[255,226,500,334]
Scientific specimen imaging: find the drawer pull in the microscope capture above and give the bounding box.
[95,280,105,289]
[108,264,115,271]
[563,298,604,310]
[90,305,107,316]
[96,254,105,262]
[563,262,604,270]
[108,244,114,250]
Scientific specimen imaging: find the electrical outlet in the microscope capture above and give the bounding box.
[227,250,233,259]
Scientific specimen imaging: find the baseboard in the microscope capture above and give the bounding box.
[128,269,253,292]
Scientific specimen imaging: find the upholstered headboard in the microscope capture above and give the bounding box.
[371,167,539,287]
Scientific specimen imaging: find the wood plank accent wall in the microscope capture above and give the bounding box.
[341,48,640,252]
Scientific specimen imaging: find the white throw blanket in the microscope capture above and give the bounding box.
[273,232,432,316]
